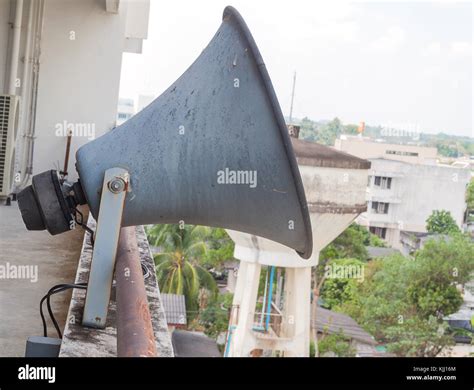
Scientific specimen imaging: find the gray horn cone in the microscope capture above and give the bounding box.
[75,6,313,259]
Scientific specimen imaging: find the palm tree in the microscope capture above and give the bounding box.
[147,224,218,314]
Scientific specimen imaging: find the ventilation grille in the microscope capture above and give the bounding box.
[0,95,11,194]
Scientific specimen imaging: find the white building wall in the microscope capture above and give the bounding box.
[32,0,129,180]
[0,0,149,185]
[0,2,11,94]
[361,158,470,247]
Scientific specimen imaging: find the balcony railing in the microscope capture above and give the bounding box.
[252,303,287,338]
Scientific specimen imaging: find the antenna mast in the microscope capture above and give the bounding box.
[289,71,296,123]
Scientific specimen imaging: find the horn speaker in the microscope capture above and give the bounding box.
[18,6,313,259]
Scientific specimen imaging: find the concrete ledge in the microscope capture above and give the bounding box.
[59,216,173,357]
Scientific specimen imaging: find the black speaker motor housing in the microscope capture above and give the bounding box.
[18,170,78,235]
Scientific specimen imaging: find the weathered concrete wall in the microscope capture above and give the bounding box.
[60,219,173,357]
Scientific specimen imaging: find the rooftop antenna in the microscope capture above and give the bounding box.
[289,71,296,124]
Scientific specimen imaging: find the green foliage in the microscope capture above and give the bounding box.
[299,116,318,141]
[432,138,474,158]
[320,223,369,263]
[309,339,316,357]
[200,228,235,268]
[467,179,474,211]
[335,235,474,356]
[300,117,474,161]
[384,317,453,357]
[368,233,386,247]
[294,115,474,157]
[320,258,365,309]
[147,224,218,313]
[296,117,383,145]
[318,331,356,357]
[407,235,474,316]
[148,224,234,269]
[316,118,344,146]
[426,210,461,234]
[436,143,459,158]
[199,293,233,338]
[407,282,462,318]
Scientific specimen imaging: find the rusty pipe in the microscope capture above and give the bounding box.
[61,130,73,178]
[116,226,157,357]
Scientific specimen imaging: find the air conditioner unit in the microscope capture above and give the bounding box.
[0,95,20,197]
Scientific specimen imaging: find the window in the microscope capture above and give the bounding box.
[386,150,418,157]
[373,176,392,189]
[370,226,387,239]
[371,201,389,214]
[381,177,392,189]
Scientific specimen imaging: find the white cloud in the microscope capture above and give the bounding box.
[119,1,472,136]
[370,26,406,51]
[422,41,442,57]
[450,41,472,57]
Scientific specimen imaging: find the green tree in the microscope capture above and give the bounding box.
[299,116,317,141]
[320,258,365,309]
[384,316,453,357]
[320,223,369,263]
[436,143,459,158]
[336,235,474,356]
[466,179,474,211]
[343,124,359,135]
[426,210,460,234]
[200,228,235,268]
[199,292,233,338]
[318,330,356,357]
[316,117,343,146]
[148,224,218,313]
[407,234,474,317]
[339,255,413,340]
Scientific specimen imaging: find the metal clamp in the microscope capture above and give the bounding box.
[82,167,129,328]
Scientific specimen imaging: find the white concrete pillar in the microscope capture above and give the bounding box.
[282,267,312,357]
[226,261,261,357]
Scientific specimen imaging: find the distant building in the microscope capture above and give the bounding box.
[160,293,187,332]
[116,97,135,126]
[312,307,390,357]
[116,95,155,125]
[335,135,438,165]
[439,155,474,171]
[399,231,450,256]
[224,260,239,293]
[137,94,155,112]
[366,246,400,260]
[335,136,470,248]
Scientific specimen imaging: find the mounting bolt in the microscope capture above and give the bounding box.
[108,177,126,194]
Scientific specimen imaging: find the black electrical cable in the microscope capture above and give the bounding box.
[40,283,87,338]
[46,284,85,338]
[73,208,95,246]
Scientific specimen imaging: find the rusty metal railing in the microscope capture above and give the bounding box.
[115,226,157,357]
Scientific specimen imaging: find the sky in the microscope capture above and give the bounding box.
[119,0,473,138]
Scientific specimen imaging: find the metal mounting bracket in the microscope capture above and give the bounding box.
[82,167,129,328]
